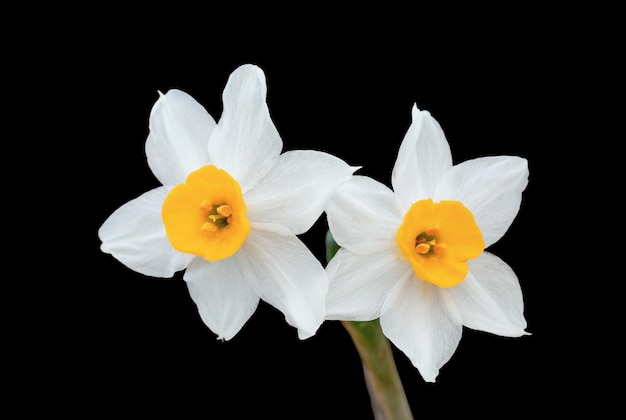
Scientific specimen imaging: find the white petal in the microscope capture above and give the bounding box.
[448,252,528,337]
[184,257,260,341]
[238,223,328,339]
[145,89,215,186]
[391,104,453,211]
[380,272,462,382]
[433,156,529,247]
[325,175,403,255]
[209,64,282,192]
[245,150,358,234]
[98,187,194,277]
[325,248,408,321]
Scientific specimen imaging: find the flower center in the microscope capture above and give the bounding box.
[200,202,233,232]
[162,165,250,261]
[396,199,484,288]
[414,226,447,256]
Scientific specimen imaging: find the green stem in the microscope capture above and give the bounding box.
[326,231,413,420]
[342,320,414,420]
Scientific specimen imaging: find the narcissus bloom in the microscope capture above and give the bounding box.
[99,64,357,340]
[325,104,529,382]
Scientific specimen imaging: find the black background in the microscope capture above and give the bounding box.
[28,9,611,418]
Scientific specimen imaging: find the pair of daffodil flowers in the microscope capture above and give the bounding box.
[98,64,529,383]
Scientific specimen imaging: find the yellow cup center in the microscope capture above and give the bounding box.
[162,165,250,261]
[396,199,484,288]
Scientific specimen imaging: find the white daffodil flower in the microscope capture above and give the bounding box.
[325,104,529,382]
[99,64,357,340]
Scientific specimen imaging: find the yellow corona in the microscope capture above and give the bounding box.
[162,165,250,261]
[396,199,485,288]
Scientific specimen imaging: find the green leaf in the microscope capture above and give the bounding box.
[325,230,340,263]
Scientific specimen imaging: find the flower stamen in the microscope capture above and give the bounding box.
[217,204,232,217]
[200,200,213,211]
[433,243,447,255]
[201,222,218,232]
[203,203,232,231]
[415,243,430,254]
[424,225,439,236]
[414,232,439,256]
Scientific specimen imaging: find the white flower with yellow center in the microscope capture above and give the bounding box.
[325,104,529,382]
[98,64,357,340]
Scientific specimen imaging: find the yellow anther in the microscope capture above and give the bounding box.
[200,199,213,210]
[416,243,431,254]
[208,214,226,222]
[425,225,439,236]
[217,205,232,217]
[201,222,218,232]
[433,243,447,255]
[415,236,427,244]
